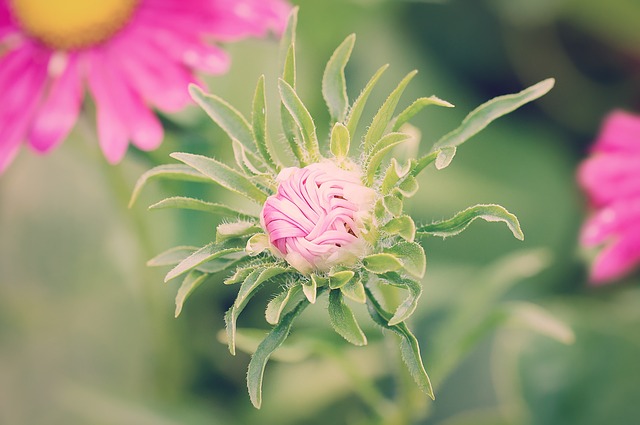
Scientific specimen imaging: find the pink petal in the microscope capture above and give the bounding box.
[578,153,640,206]
[0,44,48,172]
[28,54,83,153]
[86,51,130,164]
[590,228,640,284]
[592,110,640,154]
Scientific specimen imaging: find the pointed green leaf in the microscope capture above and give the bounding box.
[247,297,310,409]
[149,196,257,220]
[346,64,389,139]
[280,41,304,165]
[392,96,454,132]
[188,84,257,154]
[503,301,575,345]
[171,152,267,204]
[252,75,279,171]
[164,242,243,282]
[225,264,257,285]
[232,139,265,176]
[226,266,291,355]
[363,70,417,151]
[329,270,355,289]
[147,246,198,267]
[379,272,422,326]
[216,221,261,243]
[430,78,555,168]
[322,34,356,123]
[365,287,434,399]
[409,151,439,178]
[363,253,403,274]
[417,204,524,241]
[278,79,321,162]
[129,164,208,208]
[381,215,416,242]
[328,290,367,346]
[340,278,366,304]
[279,7,298,78]
[364,132,411,185]
[196,252,247,274]
[385,241,426,279]
[330,122,350,158]
[265,285,302,325]
[175,270,209,318]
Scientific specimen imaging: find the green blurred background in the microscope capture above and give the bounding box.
[2,0,640,424]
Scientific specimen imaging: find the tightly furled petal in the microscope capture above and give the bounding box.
[261,162,375,273]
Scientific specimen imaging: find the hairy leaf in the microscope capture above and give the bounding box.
[328,290,367,346]
[129,164,208,208]
[149,196,257,220]
[265,285,302,325]
[252,75,279,171]
[278,79,321,162]
[392,96,454,131]
[322,34,356,123]
[164,242,243,282]
[175,270,209,318]
[345,64,389,139]
[417,204,524,241]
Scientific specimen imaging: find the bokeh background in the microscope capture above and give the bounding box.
[2,0,640,424]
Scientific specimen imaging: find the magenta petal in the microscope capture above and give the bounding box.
[593,110,640,154]
[87,51,130,164]
[590,230,640,284]
[28,55,83,153]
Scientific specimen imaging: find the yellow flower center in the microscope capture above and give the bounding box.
[9,0,140,50]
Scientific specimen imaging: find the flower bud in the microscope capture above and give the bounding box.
[260,161,375,273]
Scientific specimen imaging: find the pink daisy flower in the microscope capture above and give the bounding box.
[578,110,640,284]
[0,0,290,172]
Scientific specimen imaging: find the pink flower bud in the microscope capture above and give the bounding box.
[260,161,375,274]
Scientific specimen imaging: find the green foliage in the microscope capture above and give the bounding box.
[133,6,553,409]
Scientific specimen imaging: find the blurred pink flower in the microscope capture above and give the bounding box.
[261,162,375,274]
[578,110,640,284]
[0,0,289,172]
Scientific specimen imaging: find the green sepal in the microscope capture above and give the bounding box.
[278,78,321,162]
[247,295,312,409]
[322,34,356,123]
[265,284,302,325]
[363,253,403,274]
[416,204,524,241]
[174,270,209,318]
[302,276,318,304]
[188,84,257,155]
[378,272,422,326]
[226,265,291,355]
[164,242,244,282]
[396,175,419,198]
[345,64,389,140]
[216,221,262,243]
[149,196,257,220]
[384,241,426,279]
[381,158,412,195]
[328,289,367,346]
[380,215,416,242]
[392,96,454,132]
[383,195,403,217]
[430,78,555,169]
[365,287,434,399]
[340,278,366,304]
[246,233,270,256]
[364,132,411,185]
[171,152,267,204]
[129,164,208,208]
[328,270,355,289]
[330,122,350,158]
[363,70,417,151]
[252,75,279,171]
